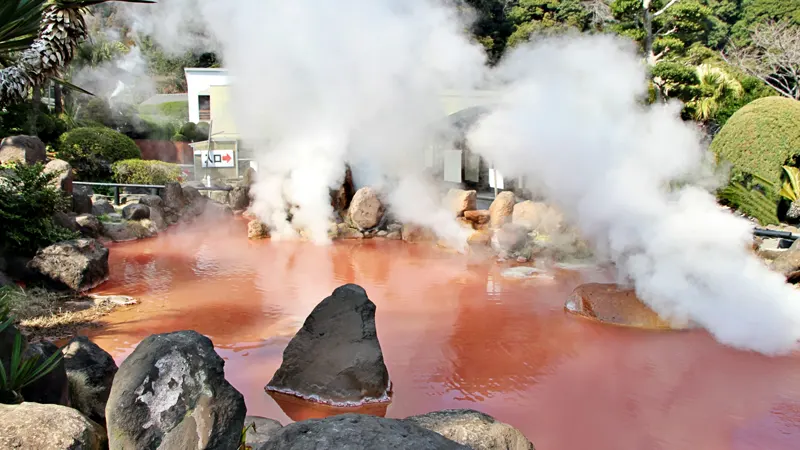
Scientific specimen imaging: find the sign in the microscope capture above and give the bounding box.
[199,150,235,168]
[489,168,504,189]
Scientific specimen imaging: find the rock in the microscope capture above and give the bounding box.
[337,222,364,239]
[771,238,800,282]
[402,224,437,243]
[161,182,187,211]
[73,192,93,215]
[489,191,515,229]
[53,211,79,232]
[464,209,490,226]
[63,336,118,426]
[330,166,355,216]
[138,194,163,209]
[183,185,208,216]
[512,201,564,234]
[490,224,528,257]
[377,230,388,237]
[201,201,234,220]
[244,416,283,449]
[248,220,270,240]
[348,187,385,230]
[0,402,107,450]
[258,414,468,450]
[405,409,534,450]
[444,189,477,217]
[208,189,229,204]
[74,184,93,196]
[468,229,492,246]
[566,283,693,330]
[229,185,250,211]
[242,167,257,186]
[387,223,402,233]
[266,284,390,404]
[122,203,150,221]
[386,231,402,240]
[756,238,788,261]
[139,196,167,231]
[0,135,46,165]
[20,341,70,406]
[43,159,73,193]
[28,239,109,292]
[106,330,246,450]
[91,198,115,216]
[101,221,154,242]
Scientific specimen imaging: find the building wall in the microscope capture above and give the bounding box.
[185,69,231,123]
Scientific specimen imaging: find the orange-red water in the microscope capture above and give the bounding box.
[84,220,800,450]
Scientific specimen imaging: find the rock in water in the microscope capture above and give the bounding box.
[21,341,70,406]
[75,213,100,238]
[91,198,115,216]
[43,159,73,193]
[348,187,385,230]
[248,219,270,240]
[565,283,692,330]
[106,330,246,450]
[405,409,535,450]
[402,223,437,243]
[244,416,283,449]
[0,135,46,165]
[258,414,468,450]
[489,191,515,229]
[122,203,150,221]
[28,239,109,292]
[444,189,477,217]
[161,182,187,211]
[63,336,118,426]
[266,284,390,405]
[0,402,106,450]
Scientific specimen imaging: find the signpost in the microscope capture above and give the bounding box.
[200,149,235,168]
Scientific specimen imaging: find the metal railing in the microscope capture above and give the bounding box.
[73,182,232,205]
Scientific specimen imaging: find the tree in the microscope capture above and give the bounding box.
[0,0,153,108]
[687,63,743,121]
[505,0,594,47]
[725,20,800,100]
[0,0,46,64]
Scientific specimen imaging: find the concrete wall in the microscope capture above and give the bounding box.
[184,68,231,123]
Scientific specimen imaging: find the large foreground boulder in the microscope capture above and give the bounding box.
[489,191,515,229]
[161,182,187,211]
[348,187,385,230]
[106,330,246,450]
[63,336,118,426]
[444,189,477,217]
[28,239,109,292]
[0,135,46,165]
[266,284,390,404]
[0,402,107,450]
[21,341,70,406]
[405,409,534,450]
[258,414,468,450]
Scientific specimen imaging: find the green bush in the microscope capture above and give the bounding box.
[171,133,188,143]
[112,159,183,185]
[710,97,800,190]
[56,127,141,181]
[138,101,189,121]
[0,163,78,256]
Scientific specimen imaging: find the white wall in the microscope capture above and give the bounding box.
[184,69,231,123]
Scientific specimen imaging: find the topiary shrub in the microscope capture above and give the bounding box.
[710,97,800,189]
[112,159,183,185]
[56,127,141,181]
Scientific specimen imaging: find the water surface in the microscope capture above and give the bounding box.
[86,220,800,450]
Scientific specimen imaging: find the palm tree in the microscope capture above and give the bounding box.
[689,64,743,123]
[0,0,153,107]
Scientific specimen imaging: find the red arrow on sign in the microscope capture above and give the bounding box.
[222,153,232,163]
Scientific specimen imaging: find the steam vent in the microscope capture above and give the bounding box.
[265,284,391,405]
[565,283,692,331]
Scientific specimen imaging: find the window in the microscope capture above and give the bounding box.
[199,95,211,121]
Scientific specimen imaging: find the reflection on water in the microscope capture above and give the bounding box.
[84,220,800,450]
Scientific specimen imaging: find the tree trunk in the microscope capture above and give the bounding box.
[53,82,63,114]
[28,86,41,135]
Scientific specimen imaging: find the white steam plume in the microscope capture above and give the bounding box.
[467,34,800,355]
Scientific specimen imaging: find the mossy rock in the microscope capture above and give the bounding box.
[710,96,800,188]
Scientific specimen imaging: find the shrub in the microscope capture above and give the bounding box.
[57,127,141,181]
[710,97,800,190]
[112,159,183,185]
[0,163,78,256]
[138,101,189,121]
[171,133,189,143]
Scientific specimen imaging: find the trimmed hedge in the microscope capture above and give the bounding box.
[57,127,141,181]
[710,96,800,188]
[112,159,183,185]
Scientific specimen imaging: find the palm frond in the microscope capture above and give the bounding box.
[0,0,46,55]
[780,166,800,202]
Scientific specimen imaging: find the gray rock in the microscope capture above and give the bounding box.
[74,184,94,196]
[53,211,79,232]
[91,198,115,216]
[201,201,234,220]
[244,416,283,449]
[101,220,154,242]
[122,203,150,221]
[138,194,164,209]
[73,192,93,215]
[148,204,168,231]
[257,414,468,450]
[28,238,109,292]
[0,402,107,450]
[0,135,46,165]
[208,189,229,204]
[405,410,535,450]
[228,185,250,211]
[106,330,246,450]
[771,238,800,283]
[348,187,385,231]
[161,182,186,211]
[266,284,390,404]
[43,159,73,193]
[63,336,118,426]
[75,214,102,237]
[21,340,70,406]
[183,185,208,217]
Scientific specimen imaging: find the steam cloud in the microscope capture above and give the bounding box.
[115,0,800,354]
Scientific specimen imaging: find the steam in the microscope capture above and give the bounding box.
[466,34,800,355]
[110,1,800,355]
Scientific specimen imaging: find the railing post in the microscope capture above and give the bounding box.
[113,186,120,205]
[150,187,157,196]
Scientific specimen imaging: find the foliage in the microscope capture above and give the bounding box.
[138,101,189,121]
[0,0,45,60]
[506,0,593,47]
[0,163,77,256]
[239,421,257,450]
[57,126,141,180]
[0,328,63,405]
[779,165,800,202]
[718,177,780,225]
[714,74,776,126]
[112,159,182,185]
[710,96,800,189]
[687,63,743,121]
[0,101,68,145]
